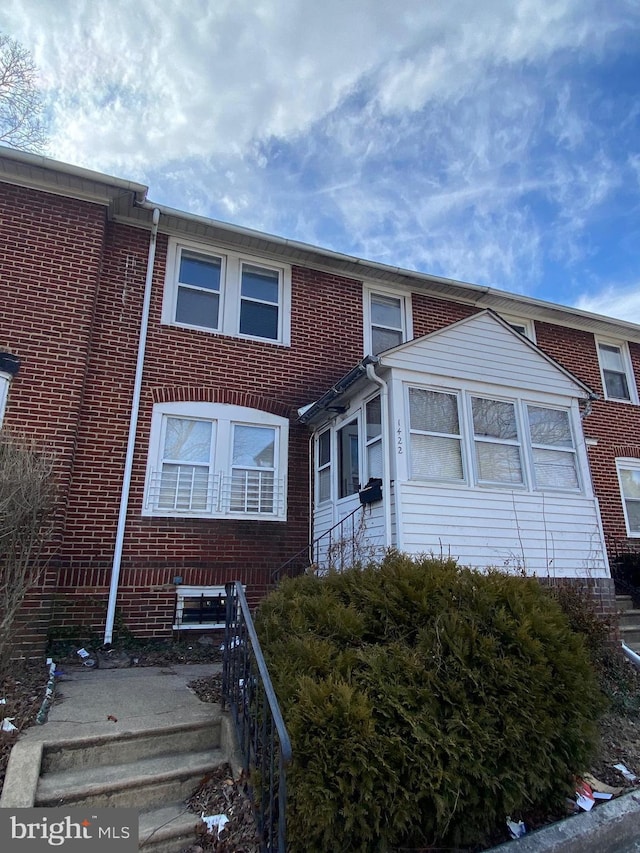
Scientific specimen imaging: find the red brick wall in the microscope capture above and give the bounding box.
[48,225,368,638]
[0,184,108,656]
[3,180,639,647]
[535,322,640,549]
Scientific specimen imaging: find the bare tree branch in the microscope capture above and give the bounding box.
[0,431,56,675]
[0,33,48,153]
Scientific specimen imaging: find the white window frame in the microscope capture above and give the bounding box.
[616,459,640,538]
[363,285,412,356]
[405,385,583,494]
[143,402,288,521]
[173,584,227,630]
[596,338,638,404]
[501,315,536,342]
[470,395,525,487]
[316,428,332,504]
[407,386,466,483]
[163,238,292,345]
[0,372,11,427]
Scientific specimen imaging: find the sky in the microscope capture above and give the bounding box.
[2,0,640,323]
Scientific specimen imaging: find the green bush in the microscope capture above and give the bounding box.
[256,553,605,852]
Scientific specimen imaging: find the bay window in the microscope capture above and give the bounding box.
[144,403,288,520]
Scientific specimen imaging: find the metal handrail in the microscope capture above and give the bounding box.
[222,581,292,853]
[271,503,365,583]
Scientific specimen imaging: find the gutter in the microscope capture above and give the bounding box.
[104,207,160,644]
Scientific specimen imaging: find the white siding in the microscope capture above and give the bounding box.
[382,312,587,399]
[312,500,387,570]
[398,483,608,578]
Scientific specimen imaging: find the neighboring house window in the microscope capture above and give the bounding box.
[174,585,228,630]
[616,460,640,537]
[338,418,360,498]
[407,386,581,493]
[526,405,578,490]
[144,402,288,520]
[364,287,412,355]
[596,340,637,403]
[317,429,332,503]
[409,388,464,481]
[471,397,523,485]
[365,395,383,481]
[163,238,291,345]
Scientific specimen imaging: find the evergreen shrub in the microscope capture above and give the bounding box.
[255,553,604,852]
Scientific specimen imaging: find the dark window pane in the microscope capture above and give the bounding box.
[338,421,359,498]
[319,430,331,466]
[179,252,221,291]
[372,326,402,354]
[604,370,630,400]
[240,301,279,339]
[366,396,381,440]
[176,288,219,328]
[241,265,279,302]
[371,294,402,328]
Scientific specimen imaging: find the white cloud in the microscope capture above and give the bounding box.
[576,284,640,326]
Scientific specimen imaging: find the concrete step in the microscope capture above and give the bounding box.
[617,595,635,612]
[618,609,640,629]
[35,748,224,809]
[619,625,640,648]
[138,803,205,853]
[41,717,222,773]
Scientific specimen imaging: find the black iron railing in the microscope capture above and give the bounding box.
[271,503,365,583]
[222,581,292,853]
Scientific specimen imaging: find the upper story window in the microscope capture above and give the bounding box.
[501,315,536,342]
[596,339,638,403]
[364,287,412,355]
[616,460,640,537]
[163,238,291,345]
[144,402,288,521]
[407,385,580,493]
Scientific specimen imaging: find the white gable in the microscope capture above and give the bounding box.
[380,311,590,399]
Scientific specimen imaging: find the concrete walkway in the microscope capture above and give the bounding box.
[27,662,222,742]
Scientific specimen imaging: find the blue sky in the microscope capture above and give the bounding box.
[2,0,639,322]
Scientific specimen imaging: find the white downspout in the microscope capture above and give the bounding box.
[104,208,160,644]
[366,363,392,550]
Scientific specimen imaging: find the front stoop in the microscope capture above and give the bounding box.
[1,712,241,853]
[617,594,640,653]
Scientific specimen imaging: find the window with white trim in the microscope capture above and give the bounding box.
[317,429,332,503]
[471,396,523,485]
[365,395,383,481]
[144,402,288,520]
[409,388,464,481]
[0,372,10,427]
[364,287,412,355]
[407,386,582,493]
[596,339,637,403]
[163,239,291,345]
[501,316,536,342]
[526,405,578,490]
[174,585,228,630]
[616,460,640,536]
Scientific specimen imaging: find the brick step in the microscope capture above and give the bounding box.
[35,748,224,810]
[619,625,640,649]
[616,595,635,612]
